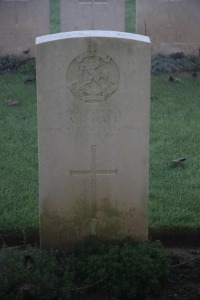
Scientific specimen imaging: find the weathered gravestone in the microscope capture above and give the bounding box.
[136,0,200,55]
[0,0,49,57]
[60,0,125,32]
[36,31,151,249]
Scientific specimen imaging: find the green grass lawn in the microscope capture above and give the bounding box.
[0,74,38,231]
[50,0,60,33]
[126,0,136,32]
[150,75,200,230]
[0,72,200,233]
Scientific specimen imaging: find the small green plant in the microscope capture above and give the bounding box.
[0,55,36,76]
[72,238,169,299]
[0,246,74,300]
[18,58,36,76]
[0,55,21,74]
[151,53,200,75]
[0,239,169,300]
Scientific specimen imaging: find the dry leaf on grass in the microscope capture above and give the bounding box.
[4,99,19,106]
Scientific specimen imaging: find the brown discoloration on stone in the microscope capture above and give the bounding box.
[40,196,147,250]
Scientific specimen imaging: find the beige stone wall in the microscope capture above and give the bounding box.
[136,0,200,55]
[60,0,125,32]
[0,0,49,57]
[36,31,151,249]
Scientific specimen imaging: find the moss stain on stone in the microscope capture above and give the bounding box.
[41,196,137,248]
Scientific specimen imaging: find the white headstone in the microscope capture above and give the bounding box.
[60,0,125,31]
[36,31,151,249]
[0,0,49,57]
[136,0,200,55]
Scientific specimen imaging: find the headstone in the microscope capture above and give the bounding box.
[136,0,200,55]
[0,0,49,57]
[60,0,125,31]
[36,31,151,249]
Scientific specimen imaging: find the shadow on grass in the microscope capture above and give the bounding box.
[0,228,199,248]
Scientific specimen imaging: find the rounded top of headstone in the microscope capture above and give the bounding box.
[36,31,151,45]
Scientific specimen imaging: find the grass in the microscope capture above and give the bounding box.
[49,0,60,33]
[0,239,169,299]
[149,74,200,230]
[0,72,200,233]
[126,0,136,33]
[0,74,38,231]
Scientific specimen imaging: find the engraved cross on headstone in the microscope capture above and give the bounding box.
[70,145,117,205]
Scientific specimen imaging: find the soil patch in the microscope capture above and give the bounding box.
[1,228,199,248]
[158,247,200,300]
[150,229,200,247]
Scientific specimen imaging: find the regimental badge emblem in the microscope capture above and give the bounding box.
[67,52,120,103]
